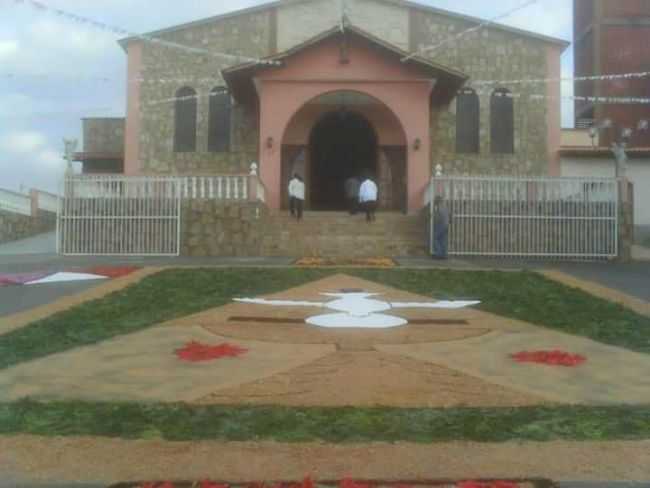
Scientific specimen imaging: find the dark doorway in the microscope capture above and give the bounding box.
[309,110,378,210]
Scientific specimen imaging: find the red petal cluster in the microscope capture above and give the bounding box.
[200,481,230,488]
[340,479,373,488]
[175,342,248,362]
[510,350,587,367]
[458,481,520,488]
[85,266,139,279]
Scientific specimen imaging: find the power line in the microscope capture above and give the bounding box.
[12,0,279,65]
[402,0,540,62]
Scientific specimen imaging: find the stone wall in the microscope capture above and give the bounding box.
[134,0,560,178]
[83,118,125,153]
[181,200,267,256]
[410,10,551,176]
[137,9,273,175]
[277,0,409,51]
[0,209,56,245]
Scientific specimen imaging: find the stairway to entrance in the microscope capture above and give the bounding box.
[260,211,429,258]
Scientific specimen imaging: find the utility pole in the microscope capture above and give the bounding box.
[63,138,78,176]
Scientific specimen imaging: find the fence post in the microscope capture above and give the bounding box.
[248,162,259,202]
[617,177,634,263]
[29,189,39,218]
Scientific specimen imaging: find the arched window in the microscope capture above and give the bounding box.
[455,88,480,154]
[208,87,232,152]
[490,88,514,154]
[174,87,197,153]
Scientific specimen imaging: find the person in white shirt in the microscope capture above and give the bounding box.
[358,173,378,222]
[288,174,305,221]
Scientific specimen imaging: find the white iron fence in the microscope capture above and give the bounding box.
[58,174,259,256]
[429,176,620,259]
[70,175,250,200]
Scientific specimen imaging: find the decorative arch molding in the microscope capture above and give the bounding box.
[258,80,433,212]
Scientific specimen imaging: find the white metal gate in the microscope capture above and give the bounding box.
[58,176,182,256]
[429,176,620,259]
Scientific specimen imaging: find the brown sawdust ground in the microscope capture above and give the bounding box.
[160,274,545,407]
[196,350,549,407]
[2,436,650,484]
[3,271,650,483]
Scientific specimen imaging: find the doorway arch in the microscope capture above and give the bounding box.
[309,110,378,210]
[282,90,408,212]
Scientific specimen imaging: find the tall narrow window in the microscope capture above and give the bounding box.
[208,87,232,152]
[174,87,197,153]
[490,88,514,154]
[455,88,480,154]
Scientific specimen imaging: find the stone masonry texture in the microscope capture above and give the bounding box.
[133,0,558,178]
[0,209,56,245]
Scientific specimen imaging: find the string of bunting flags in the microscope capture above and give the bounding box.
[11,0,280,66]
[140,88,650,107]
[471,70,650,86]
[4,68,650,89]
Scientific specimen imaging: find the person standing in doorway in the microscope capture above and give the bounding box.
[432,195,450,259]
[344,175,360,215]
[288,174,305,221]
[358,172,378,222]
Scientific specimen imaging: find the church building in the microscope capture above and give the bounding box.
[76,0,568,215]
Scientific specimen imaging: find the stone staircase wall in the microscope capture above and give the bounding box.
[260,211,429,257]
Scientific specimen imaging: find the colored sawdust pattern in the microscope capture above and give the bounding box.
[4,436,650,484]
[3,273,650,407]
[511,350,587,367]
[85,266,140,279]
[197,350,548,408]
[175,342,248,362]
[119,480,537,488]
[295,257,397,267]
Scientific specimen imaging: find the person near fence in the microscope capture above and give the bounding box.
[344,175,360,215]
[358,172,378,222]
[288,174,305,221]
[432,195,450,259]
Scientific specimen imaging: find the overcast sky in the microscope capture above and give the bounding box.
[0,0,574,193]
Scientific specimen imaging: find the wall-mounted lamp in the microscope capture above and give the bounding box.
[266,137,273,149]
[413,138,421,151]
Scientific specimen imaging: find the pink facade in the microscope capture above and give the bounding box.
[255,35,437,212]
[124,42,143,176]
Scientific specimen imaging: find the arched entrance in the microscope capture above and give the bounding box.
[309,110,377,210]
[281,90,409,212]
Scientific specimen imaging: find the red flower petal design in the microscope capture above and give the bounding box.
[175,342,248,362]
[511,350,586,367]
[340,478,373,488]
[200,481,229,488]
[85,266,139,279]
[301,476,315,488]
[457,482,520,488]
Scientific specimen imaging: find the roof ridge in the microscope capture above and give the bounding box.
[118,0,569,51]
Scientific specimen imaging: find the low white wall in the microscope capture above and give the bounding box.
[561,157,650,226]
[0,189,31,216]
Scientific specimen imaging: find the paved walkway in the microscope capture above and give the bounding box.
[0,232,56,256]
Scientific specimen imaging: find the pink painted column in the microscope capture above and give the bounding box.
[124,42,143,175]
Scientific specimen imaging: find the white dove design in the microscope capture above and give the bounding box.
[234,292,480,329]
